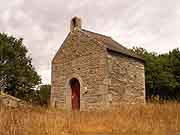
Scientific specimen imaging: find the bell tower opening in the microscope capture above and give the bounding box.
[70,16,82,31]
[69,78,80,110]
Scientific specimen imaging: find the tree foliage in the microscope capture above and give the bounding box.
[0,33,41,101]
[38,84,51,105]
[131,47,180,100]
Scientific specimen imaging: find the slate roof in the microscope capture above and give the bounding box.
[81,29,144,61]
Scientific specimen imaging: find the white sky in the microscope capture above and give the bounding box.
[0,0,180,84]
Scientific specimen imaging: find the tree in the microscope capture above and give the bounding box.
[131,47,180,100]
[168,49,180,99]
[0,33,41,101]
[39,84,51,105]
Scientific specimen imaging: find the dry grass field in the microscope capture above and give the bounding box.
[0,103,180,135]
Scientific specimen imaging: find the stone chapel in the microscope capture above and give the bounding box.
[51,17,145,110]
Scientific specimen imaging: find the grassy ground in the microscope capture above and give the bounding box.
[0,103,180,135]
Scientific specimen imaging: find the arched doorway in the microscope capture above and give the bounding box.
[69,78,80,110]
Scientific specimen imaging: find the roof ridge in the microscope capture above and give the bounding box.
[81,29,111,39]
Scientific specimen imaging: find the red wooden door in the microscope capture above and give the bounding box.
[71,81,80,110]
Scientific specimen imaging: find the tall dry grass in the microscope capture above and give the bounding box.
[0,103,180,135]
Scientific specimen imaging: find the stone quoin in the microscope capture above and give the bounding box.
[51,17,145,111]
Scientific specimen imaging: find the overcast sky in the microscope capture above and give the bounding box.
[0,0,180,84]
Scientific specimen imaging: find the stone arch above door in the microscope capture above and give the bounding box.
[65,74,84,110]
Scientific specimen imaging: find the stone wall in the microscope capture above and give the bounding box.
[107,51,145,106]
[0,91,26,107]
[51,30,109,110]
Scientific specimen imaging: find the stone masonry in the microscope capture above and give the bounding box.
[0,91,26,107]
[51,17,145,110]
